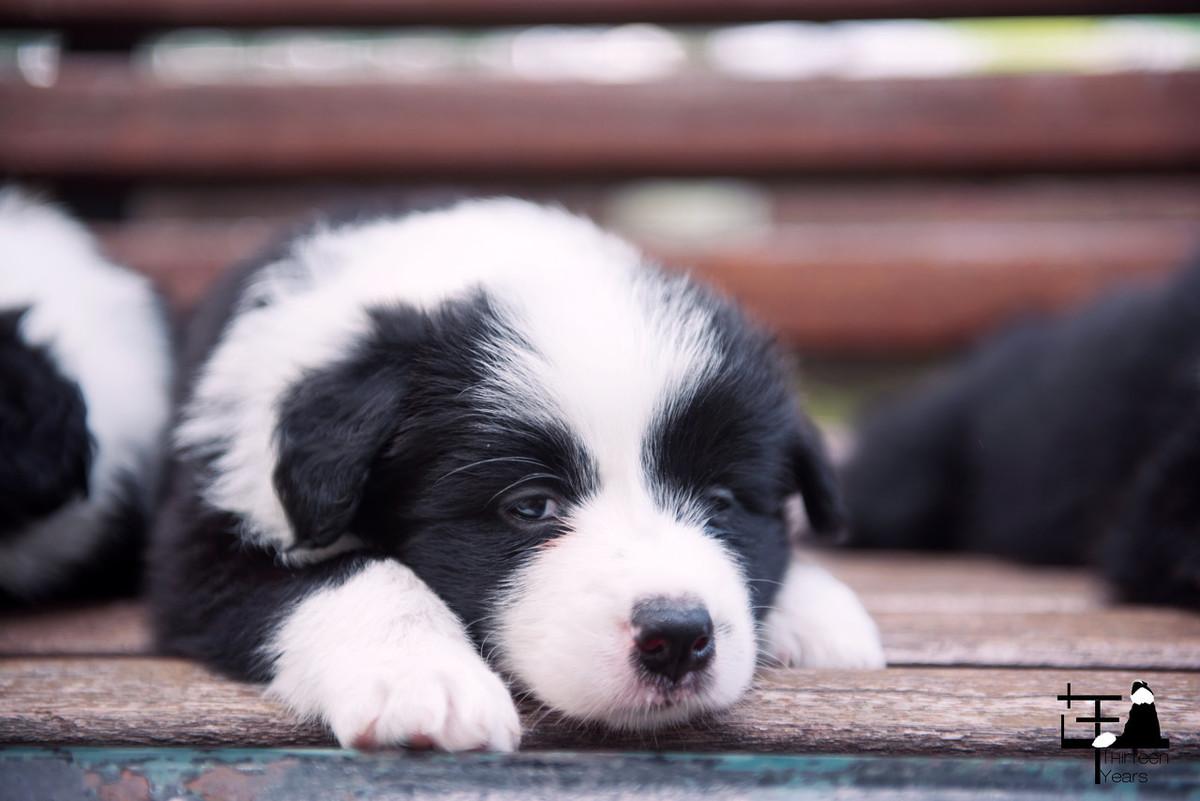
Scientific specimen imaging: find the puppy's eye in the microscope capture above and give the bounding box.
[705,486,737,513]
[503,494,561,524]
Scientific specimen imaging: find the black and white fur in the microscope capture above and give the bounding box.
[844,257,1200,608]
[0,190,171,600]
[151,199,883,751]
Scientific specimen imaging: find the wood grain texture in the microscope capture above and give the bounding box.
[2,0,1196,27]
[4,65,1198,177]
[92,217,1200,353]
[2,658,1196,756]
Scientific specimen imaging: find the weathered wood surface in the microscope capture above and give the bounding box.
[819,553,1200,670]
[1,658,1196,756]
[93,217,1199,353]
[4,554,1199,669]
[2,0,1195,27]
[9,749,1198,801]
[4,66,1198,177]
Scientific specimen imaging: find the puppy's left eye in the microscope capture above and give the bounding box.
[705,486,738,513]
[503,494,561,523]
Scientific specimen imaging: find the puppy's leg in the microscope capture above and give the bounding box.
[266,559,521,751]
[761,560,885,668]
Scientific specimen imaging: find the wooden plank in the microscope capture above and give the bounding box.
[1,657,1196,756]
[3,65,1198,177]
[92,217,1200,353]
[5,554,1198,669]
[812,552,1105,612]
[123,177,1200,224]
[5,748,1199,800]
[0,600,149,656]
[874,609,1200,669]
[674,220,1198,353]
[2,0,1196,28]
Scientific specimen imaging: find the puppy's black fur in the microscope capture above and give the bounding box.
[150,216,841,681]
[844,258,1200,607]
[0,308,154,601]
[0,307,91,536]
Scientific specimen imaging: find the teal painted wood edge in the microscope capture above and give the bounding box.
[3,747,1198,799]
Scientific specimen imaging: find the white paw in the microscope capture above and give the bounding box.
[264,561,521,752]
[331,646,521,752]
[274,639,522,752]
[761,561,886,669]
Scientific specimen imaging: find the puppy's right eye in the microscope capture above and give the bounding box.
[502,494,561,524]
[704,486,737,514]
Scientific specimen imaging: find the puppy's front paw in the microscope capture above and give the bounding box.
[273,641,522,752]
[762,562,885,669]
[336,647,521,752]
[265,561,522,752]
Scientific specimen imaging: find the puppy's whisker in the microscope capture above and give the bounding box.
[486,473,562,505]
[433,456,549,486]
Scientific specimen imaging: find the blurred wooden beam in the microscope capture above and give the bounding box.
[2,0,1197,28]
[120,176,1200,223]
[3,65,1198,178]
[93,216,1200,355]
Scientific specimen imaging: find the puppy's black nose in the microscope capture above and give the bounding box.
[632,597,714,682]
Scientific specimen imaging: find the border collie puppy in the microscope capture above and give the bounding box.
[152,198,884,751]
[0,190,171,600]
[844,257,1200,608]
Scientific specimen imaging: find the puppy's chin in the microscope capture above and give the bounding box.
[567,672,735,732]
[494,500,758,731]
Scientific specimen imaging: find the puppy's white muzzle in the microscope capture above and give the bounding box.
[496,499,756,730]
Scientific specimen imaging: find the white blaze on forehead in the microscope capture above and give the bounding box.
[479,240,720,510]
[177,197,716,551]
[1131,686,1154,705]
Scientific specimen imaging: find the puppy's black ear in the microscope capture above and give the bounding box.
[0,308,93,536]
[272,310,422,550]
[788,410,845,537]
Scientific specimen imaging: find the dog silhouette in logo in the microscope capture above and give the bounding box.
[1092,681,1166,749]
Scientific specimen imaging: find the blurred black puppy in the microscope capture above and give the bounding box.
[844,257,1200,608]
[0,190,171,601]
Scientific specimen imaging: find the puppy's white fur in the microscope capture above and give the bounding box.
[185,199,882,749]
[178,199,714,561]
[0,190,170,594]
[265,560,521,751]
[498,492,757,729]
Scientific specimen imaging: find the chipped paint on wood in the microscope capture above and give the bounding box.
[2,748,1199,800]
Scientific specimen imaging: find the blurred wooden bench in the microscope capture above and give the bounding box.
[2,1,1199,355]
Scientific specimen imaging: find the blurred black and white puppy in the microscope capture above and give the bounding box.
[152,199,883,752]
[845,257,1200,608]
[0,190,171,600]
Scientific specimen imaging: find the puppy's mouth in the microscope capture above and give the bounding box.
[588,652,718,728]
[627,672,709,710]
